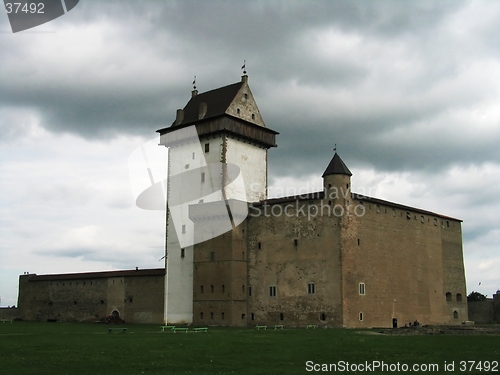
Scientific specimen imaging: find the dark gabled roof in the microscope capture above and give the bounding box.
[322,153,352,177]
[25,268,165,282]
[171,81,243,127]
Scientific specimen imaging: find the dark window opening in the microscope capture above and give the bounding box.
[242,313,246,319]
[251,113,255,120]
[237,108,240,114]
[200,285,204,293]
[294,239,298,247]
[453,311,458,319]
[210,251,215,261]
[279,313,284,321]
[251,313,255,320]
[211,285,214,293]
[359,312,363,321]
[307,283,315,294]
[456,293,462,302]
[181,248,185,258]
[270,286,277,297]
[205,143,209,153]
[320,313,326,321]
[359,283,366,295]
[258,242,261,249]
[200,312,203,319]
[248,286,252,297]
[357,239,360,246]
[446,292,452,302]
[222,285,225,293]
[222,312,225,320]
[210,312,213,320]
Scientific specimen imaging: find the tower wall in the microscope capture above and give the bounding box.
[246,200,343,327]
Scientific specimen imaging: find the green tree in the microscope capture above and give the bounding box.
[467,291,487,302]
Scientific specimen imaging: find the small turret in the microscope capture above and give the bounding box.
[322,152,352,207]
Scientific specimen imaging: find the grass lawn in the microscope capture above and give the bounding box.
[0,322,499,374]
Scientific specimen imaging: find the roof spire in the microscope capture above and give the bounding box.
[334,143,337,153]
[191,76,198,98]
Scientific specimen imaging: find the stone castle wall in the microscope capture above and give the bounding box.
[342,198,467,328]
[17,269,164,323]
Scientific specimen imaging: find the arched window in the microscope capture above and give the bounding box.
[446,292,452,302]
[453,311,458,319]
[456,293,462,302]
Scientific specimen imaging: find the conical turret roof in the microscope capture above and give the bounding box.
[322,152,352,177]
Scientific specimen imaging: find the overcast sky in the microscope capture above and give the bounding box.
[1,0,499,306]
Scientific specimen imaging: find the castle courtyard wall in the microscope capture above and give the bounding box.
[17,269,164,323]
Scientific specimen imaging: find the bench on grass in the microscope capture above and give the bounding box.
[273,325,284,330]
[192,327,208,333]
[173,327,189,333]
[160,325,175,331]
[306,324,317,329]
[108,328,127,334]
[1,319,13,323]
[255,325,267,330]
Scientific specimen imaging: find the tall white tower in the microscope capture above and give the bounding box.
[157,75,278,324]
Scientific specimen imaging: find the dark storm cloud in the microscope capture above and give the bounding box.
[1,0,499,173]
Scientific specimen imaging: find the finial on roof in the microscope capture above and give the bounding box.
[334,144,337,153]
[241,60,246,75]
[192,75,196,90]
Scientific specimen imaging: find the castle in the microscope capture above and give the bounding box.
[14,76,468,327]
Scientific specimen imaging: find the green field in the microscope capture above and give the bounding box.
[0,322,499,374]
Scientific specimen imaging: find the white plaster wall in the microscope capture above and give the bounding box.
[164,134,226,324]
[225,138,267,202]
[162,131,267,324]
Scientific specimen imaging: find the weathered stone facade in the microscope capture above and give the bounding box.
[191,179,467,328]
[468,291,500,324]
[17,269,164,323]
